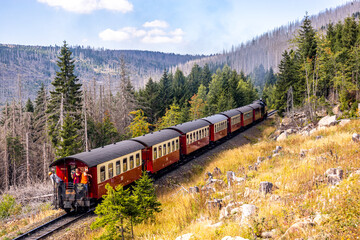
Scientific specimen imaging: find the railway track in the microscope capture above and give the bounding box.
[13,209,94,240]
[267,109,277,117]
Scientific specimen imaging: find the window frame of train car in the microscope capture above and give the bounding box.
[201,114,228,142]
[131,129,181,174]
[166,119,210,156]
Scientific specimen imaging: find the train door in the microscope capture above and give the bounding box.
[67,164,76,184]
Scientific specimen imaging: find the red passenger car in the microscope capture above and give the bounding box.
[249,103,263,121]
[131,130,181,174]
[219,109,242,134]
[167,120,210,155]
[237,106,253,127]
[201,115,228,142]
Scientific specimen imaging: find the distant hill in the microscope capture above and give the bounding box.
[174,1,360,76]
[0,44,202,103]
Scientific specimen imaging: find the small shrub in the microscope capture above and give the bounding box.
[0,194,21,219]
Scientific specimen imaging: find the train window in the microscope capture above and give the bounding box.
[130,156,134,169]
[172,141,175,152]
[190,134,193,143]
[100,166,105,182]
[196,131,199,141]
[176,139,179,150]
[187,135,189,144]
[153,147,157,159]
[193,132,195,142]
[123,158,128,172]
[163,144,166,155]
[116,161,121,175]
[159,146,162,157]
[168,142,171,153]
[136,153,141,167]
[108,163,113,179]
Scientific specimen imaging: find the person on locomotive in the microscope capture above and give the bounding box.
[49,171,64,208]
[73,167,82,184]
[80,167,92,194]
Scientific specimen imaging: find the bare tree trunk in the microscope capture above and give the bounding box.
[26,132,30,186]
[43,142,47,181]
[3,122,9,190]
[83,87,89,152]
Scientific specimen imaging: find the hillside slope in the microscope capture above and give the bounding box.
[118,117,359,239]
[0,44,202,103]
[174,1,360,76]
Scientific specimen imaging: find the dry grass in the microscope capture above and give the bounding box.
[89,118,360,239]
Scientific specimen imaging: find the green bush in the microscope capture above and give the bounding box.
[0,194,21,219]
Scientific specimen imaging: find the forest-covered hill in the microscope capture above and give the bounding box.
[0,44,203,103]
[175,1,360,76]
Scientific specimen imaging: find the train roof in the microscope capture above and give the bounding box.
[166,119,209,134]
[248,103,262,109]
[219,109,241,118]
[50,140,145,168]
[201,114,228,124]
[253,99,266,106]
[237,106,253,113]
[131,129,180,147]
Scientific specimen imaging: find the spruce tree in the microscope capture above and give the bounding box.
[55,114,81,158]
[32,83,48,143]
[25,98,34,112]
[47,41,82,153]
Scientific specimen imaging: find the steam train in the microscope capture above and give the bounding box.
[49,100,267,212]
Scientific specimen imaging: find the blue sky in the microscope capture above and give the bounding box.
[0,0,350,55]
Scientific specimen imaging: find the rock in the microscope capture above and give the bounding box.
[230,207,240,215]
[261,230,275,238]
[227,171,246,187]
[300,149,307,158]
[277,131,288,141]
[339,119,351,126]
[309,128,317,135]
[301,130,310,136]
[206,178,226,189]
[281,221,315,238]
[313,212,329,225]
[248,165,257,171]
[286,128,297,135]
[325,167,344,185]
[212,167,222,176]
[273,146,282,153]
[219,202,243,220]
[207,199,223,211]
[175,233,193,240]
[267,155,272,160]
[240,204,257,225]
[259,181,273,195]
[189,186,199,194]
[352,133,360,142]
[318,115,337,127]
[221,236,249,240]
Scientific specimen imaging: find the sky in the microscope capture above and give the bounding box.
[0,0,351,55]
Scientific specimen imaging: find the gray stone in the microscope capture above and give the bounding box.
[325,167,344,185]
[318,115,337,127]
[315,135,323,140]
[227,171,246,187]
[207,221,224,228]
[240,204,257,225]
[259,181,273,195]
[352,133,360,142]
[201,186,215,196]
[339,119,351,126]
[276,132,288,141]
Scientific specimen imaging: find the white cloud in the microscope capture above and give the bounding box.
[143,20,169,28]
[100,20,184,44]
[38,0,133,14]
[99,29,130,41]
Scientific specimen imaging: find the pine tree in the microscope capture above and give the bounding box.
[132,172,161,223]
[47,41,82,151]
[298,14,317,61]
[200,63,212,87]
[91,184,131,240]
[55,114,81,159]
[172,68,186,104]
[25,98,34,112]
[137,78,159,124]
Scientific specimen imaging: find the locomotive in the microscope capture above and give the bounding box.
[50,100,267,212]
